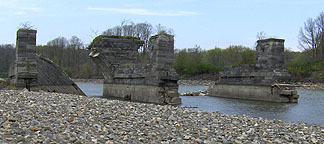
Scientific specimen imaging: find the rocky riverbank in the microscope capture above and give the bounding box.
[292,82,324,90]
[1,89,324,143]
[178,80,214,86]
[179,89,208,96]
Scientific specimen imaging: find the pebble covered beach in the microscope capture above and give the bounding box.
[1,89,324,143]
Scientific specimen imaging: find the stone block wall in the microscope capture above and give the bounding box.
[209,38,298,103]
[9,29,85,95]
[88,34,181,104]
[256,38,285,69]
[218,38,291,86]
[147,34,178,86]
[149,34,176,71]
[15,29,38,88]
[36,56,85,95]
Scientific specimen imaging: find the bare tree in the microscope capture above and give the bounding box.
[89,29,99,39]
[19,21,35,30]
[316,12,324,60]
[102,21,153,53]
[69,36,84,49]
[135,22,153,53]
[47,37,68,48]
[155,23,174,35]
[299,18,320,61]
[256,31,267,40]
[46,37,68,66]
[102,21,174,54]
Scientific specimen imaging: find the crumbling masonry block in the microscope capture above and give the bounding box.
[14,29,38,88]
[9,29,85,95]
[208,38,298,103]
[88,34,181,104]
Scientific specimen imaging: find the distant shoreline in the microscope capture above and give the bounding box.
[72,79,324,90]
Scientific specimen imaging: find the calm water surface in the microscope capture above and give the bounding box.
[76,82,324,125]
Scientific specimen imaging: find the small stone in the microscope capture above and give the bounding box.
[232,120,239,125]
[6,137,14,141]
[194,138,202,143]
[311,137,317,143]
[234,139,242,144]
[47,110,53,114]
[91,138,97,143]
[168,115,177,121]
[265,140,272,143]
[74,140,82,144]
[184,135,191,140]
[273,139,282,143]
[66,118,74,123]
[8,117,18,122]
[154,117,161,123]
[31,127,39,132]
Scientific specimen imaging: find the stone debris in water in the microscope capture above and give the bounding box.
[180,89,208,96]
[1,89,324,143]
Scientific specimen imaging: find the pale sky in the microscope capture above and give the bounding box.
[0,0,324,51]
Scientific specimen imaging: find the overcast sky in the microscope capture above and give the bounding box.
[0,0,324,51]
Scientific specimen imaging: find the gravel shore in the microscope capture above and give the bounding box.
[1,90,324,143]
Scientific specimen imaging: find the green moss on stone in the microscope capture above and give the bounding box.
[150,31,174,40]
[88,35,140,49]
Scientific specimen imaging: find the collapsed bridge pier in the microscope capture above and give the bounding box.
[88,34,181,104]
[7,29,85,95]
[208,38,299,103]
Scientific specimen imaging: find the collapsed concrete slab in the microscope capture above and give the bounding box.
[208,38,299,103]
[88,34,181,104]
[8,29,85,95]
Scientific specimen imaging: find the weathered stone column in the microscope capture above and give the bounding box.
[256,38,285,69]
[148,34,181,104]
[149,34,176,71]
[15,29,38,89]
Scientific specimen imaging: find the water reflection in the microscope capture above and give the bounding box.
[75,82,103,96]
[181,96,297,121]
[181,88,323,125]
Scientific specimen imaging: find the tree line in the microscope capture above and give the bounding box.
[174,45,255,75]
[0,44,15,78]
[101,20,174,54]
[299,12,324,61]
[36,36,101,79]
[1,14,323,82]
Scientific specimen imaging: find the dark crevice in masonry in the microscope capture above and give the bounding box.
[88,34,181,104]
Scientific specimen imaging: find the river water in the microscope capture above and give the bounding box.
[76,82,324,125]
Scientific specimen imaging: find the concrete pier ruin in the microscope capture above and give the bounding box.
[88,34,181,104]
[8,29,85,95]
[208,38,299,103]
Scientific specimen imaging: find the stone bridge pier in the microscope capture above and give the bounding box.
[208,38,299,103]
[88,34,181,104]
[8,29,85,95]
